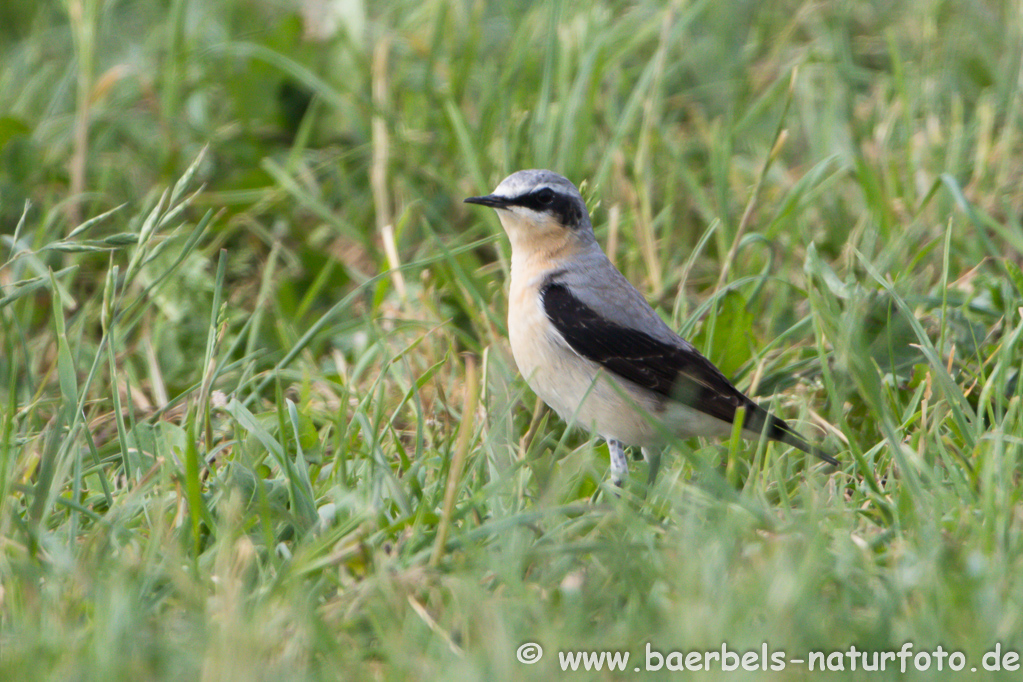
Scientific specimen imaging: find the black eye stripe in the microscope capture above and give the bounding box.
[509,189,585,229]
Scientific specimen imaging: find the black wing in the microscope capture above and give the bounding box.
[541,282,837,464]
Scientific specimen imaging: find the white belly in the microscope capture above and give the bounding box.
[508,288,730,448]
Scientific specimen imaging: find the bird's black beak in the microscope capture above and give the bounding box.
[464,194,509,208]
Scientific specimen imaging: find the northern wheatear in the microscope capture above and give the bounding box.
[465,169,837,486]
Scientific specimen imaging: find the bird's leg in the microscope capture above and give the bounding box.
[608,439,628,487]
[642,447,661,487]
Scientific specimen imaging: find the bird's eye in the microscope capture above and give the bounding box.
[536,188,555,205]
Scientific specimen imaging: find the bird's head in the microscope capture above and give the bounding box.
[465,170,594,253]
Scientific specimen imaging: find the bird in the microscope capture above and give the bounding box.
[464,169,838,487]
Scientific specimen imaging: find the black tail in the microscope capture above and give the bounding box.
[747,402,838,466]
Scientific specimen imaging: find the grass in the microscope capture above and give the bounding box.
[2,0,1023,679]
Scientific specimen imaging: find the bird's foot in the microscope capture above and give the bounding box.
[642,447,662,487]
[608,439,628,487]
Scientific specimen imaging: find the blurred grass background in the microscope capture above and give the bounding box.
[2,0,1023,679]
